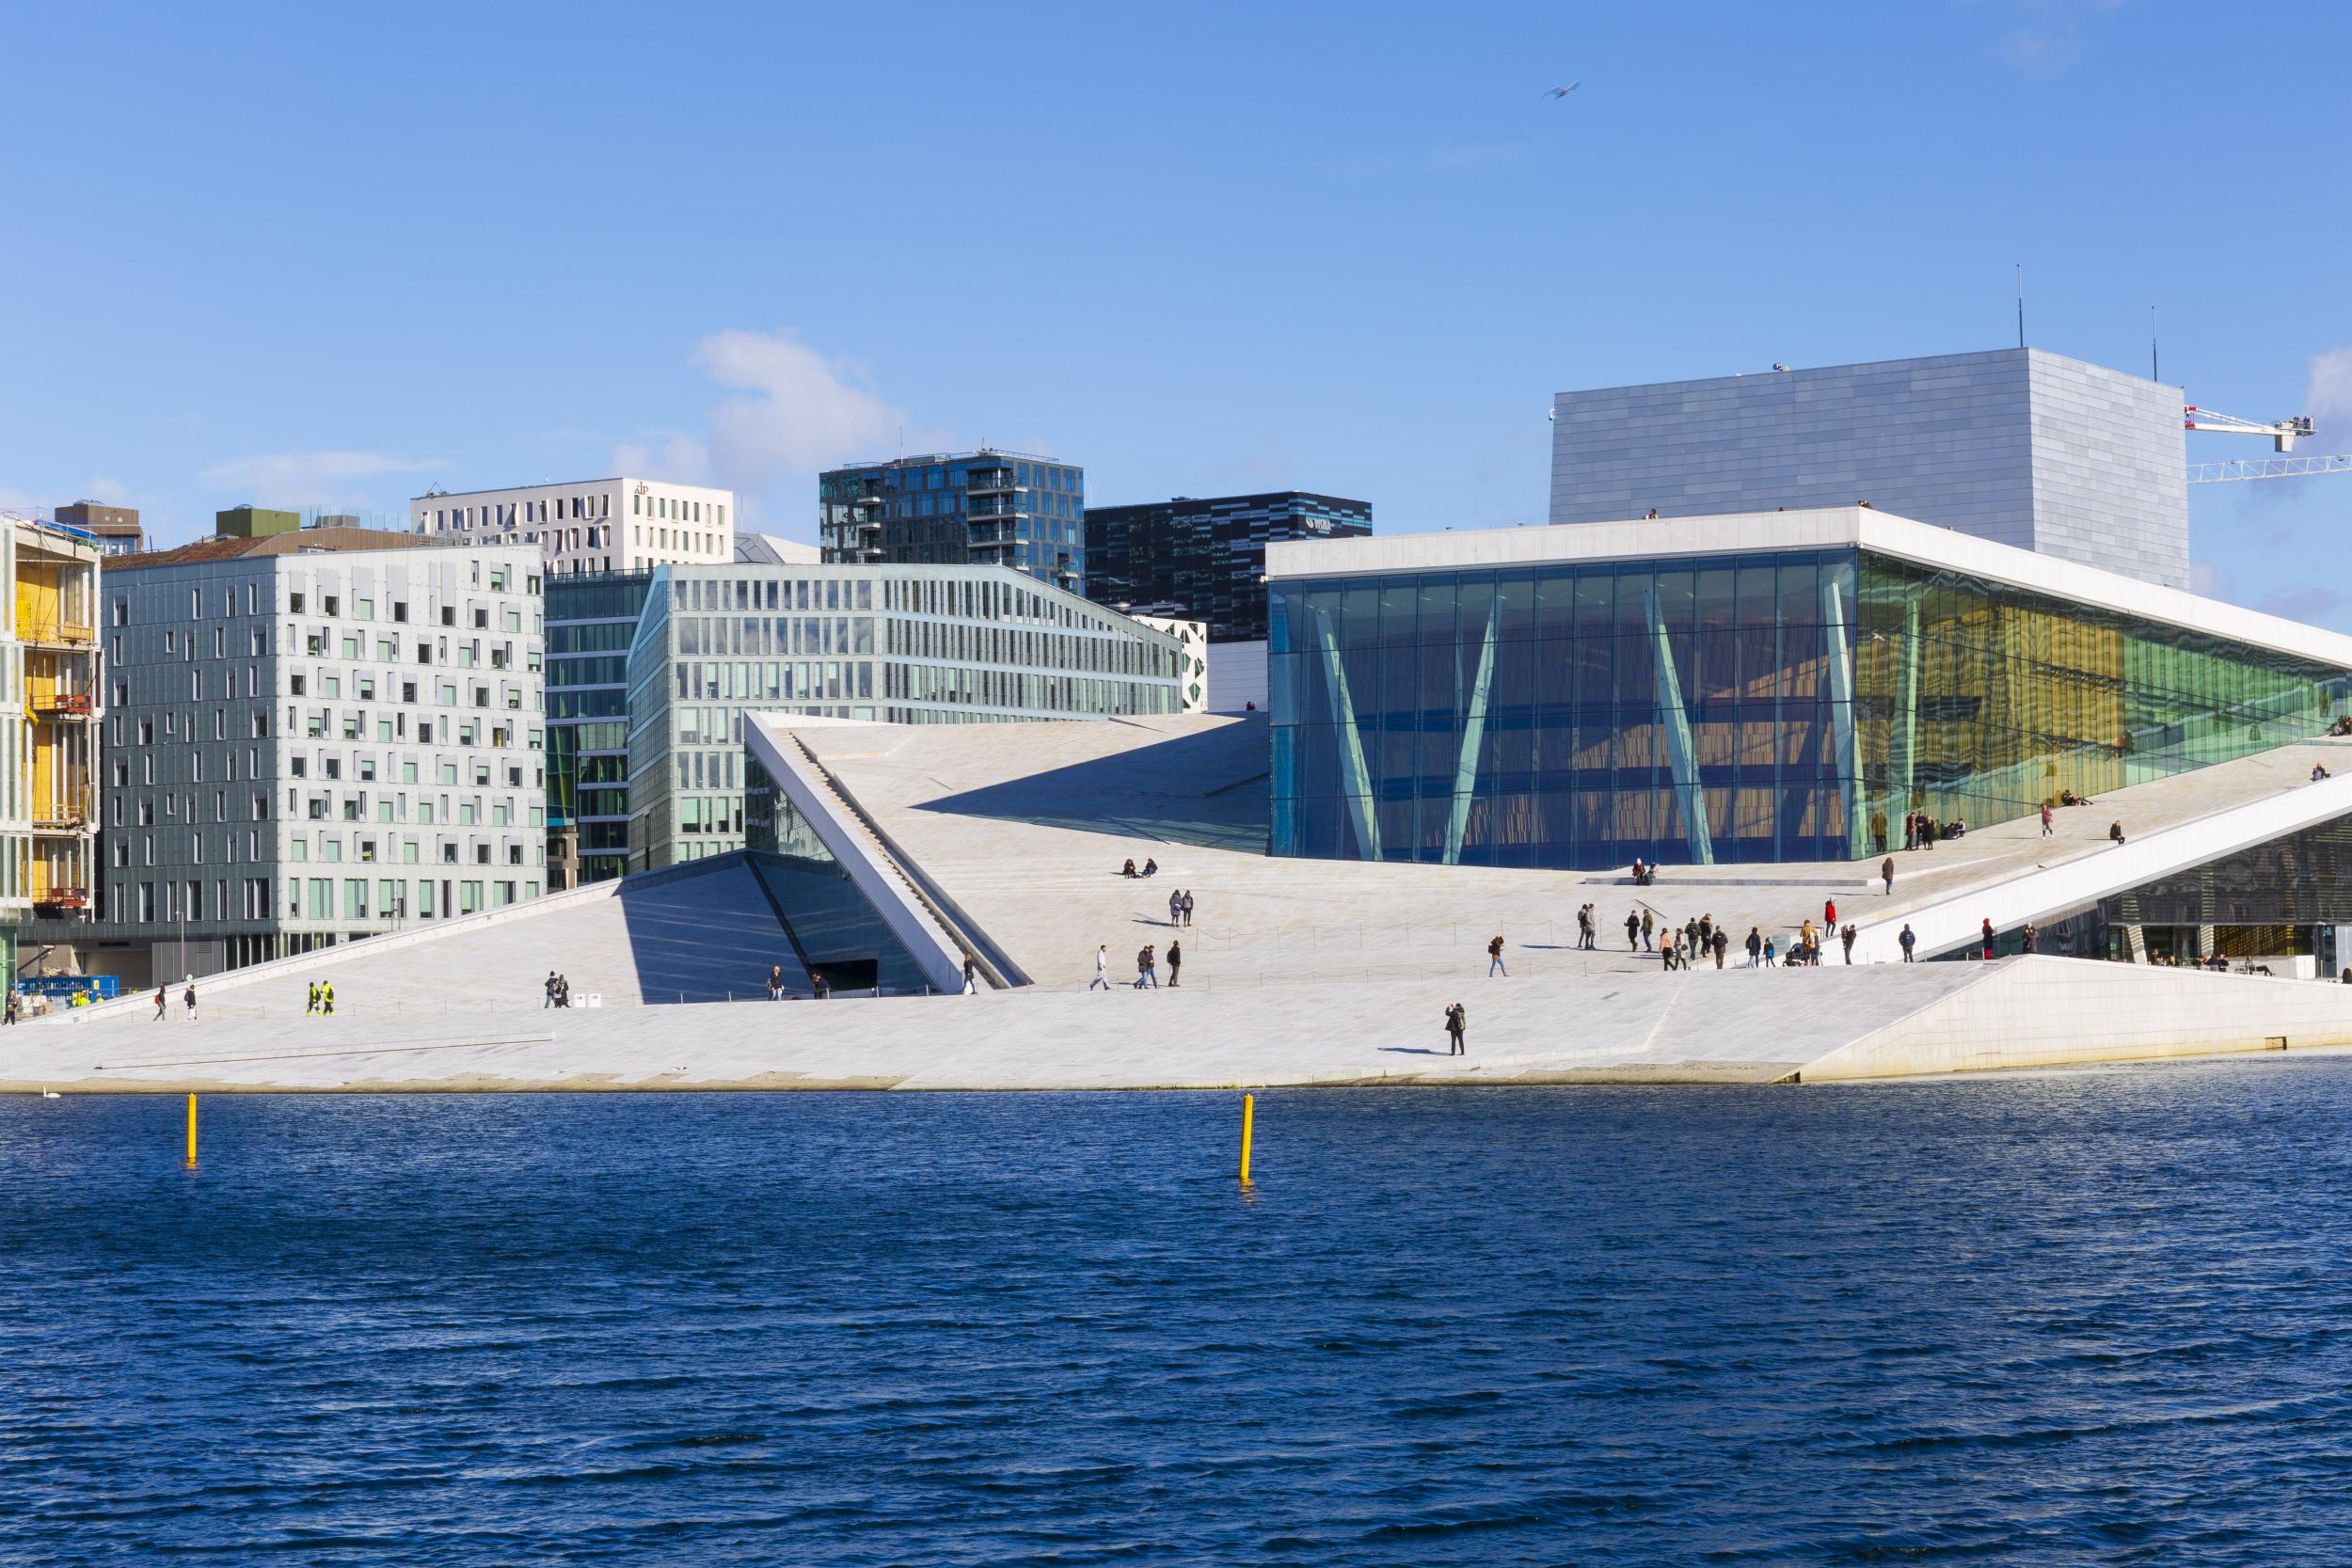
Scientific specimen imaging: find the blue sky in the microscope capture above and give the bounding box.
[2,2,2346,620]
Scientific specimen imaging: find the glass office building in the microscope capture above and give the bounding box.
[545,571,656,885]
[625,562,1186,869]
[819,451,1086,595]
[1268,513,2352,870]
[1085,491,1372,641]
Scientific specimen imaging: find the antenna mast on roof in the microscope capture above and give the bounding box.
[2016,263,2025,349]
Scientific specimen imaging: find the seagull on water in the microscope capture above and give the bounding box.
[1542,83,1579,99]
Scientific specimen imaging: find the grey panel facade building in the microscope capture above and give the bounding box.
[69,533,546,982]
[1549,349,2188,590]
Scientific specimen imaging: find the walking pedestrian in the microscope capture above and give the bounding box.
[1711,927,1728,969]
[2021,923,2038,956]
[1904,811,1918,850]
[1168,889,1183,927]
[1445,1002,1467,1055]
[1980,918,1995,960]
[2041,802,2055,837]
[1182,890,1196,927]
[1487,935,1508,977]
[961,955,979,994]
[307,979,320,1016]
[1135,944,1157,989]
[2,988,16,1026]
[1762,937,1777,968]
[545,971,559,1008]
[1640,909,1654,950]
[1824,896,1837,929]
[152,986,167,1022]
[1626,909,1641,949]
[1577,905,1596,951]
[1840,924,1856,964]
[1167,941,1183,988]
[322,980,335,1017]
[1746,927,1762,968]
[1090,944,1111,990]
[1900,924,1917,962]
[183,982,198,1022]
[1882,856,1895,895]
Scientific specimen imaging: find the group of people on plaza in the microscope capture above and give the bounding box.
[1089,863,1204,991]
[1901,811,1967,849]
[543,972,576,1008]
[303,979,336,1016]
[760,964,834,999]
[151,983,198,1022]
[1097,941,1184,990]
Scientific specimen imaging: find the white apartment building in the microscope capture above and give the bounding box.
[412,477,736,577]
[51,531,546,984]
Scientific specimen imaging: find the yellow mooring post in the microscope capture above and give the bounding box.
[1238,1093,1255,1185]
[185,1093,198,1169]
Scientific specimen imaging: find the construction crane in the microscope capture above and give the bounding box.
[2183,406,2312,450]
[2183,404,2349,486]
[2188,453,2352,485]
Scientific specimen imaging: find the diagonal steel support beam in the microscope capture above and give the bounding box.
[1645,582,1713,865]
[1442,597,1501,865]
[1311,606,1382,862]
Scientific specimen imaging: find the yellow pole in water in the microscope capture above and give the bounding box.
[1239,1093,1254,1185]
[185,1093,198,1169]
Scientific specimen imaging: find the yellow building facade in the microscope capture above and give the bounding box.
[3,514,102,987]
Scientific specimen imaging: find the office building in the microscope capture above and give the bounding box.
[1085,491,1372,641]
[44,531,544,984]
[819,451,1086,595]
[0,513,104,989]
[412,477,734,578]
[1549,349,2189,590]
[54,501,144,556]
[545,570,657,889]
[1266,507,2352,871]
[624,562,1187,870]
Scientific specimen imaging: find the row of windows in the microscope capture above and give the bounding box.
[113,875,539,924]
[109,823,538,866]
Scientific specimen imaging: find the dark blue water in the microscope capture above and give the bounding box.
[7,1069,2352,1565]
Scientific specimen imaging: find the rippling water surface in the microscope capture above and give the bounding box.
[7,1067,2352,1565]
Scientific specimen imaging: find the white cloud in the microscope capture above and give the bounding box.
[78,476,131,504]
[2307,346,2352,441]
[197,451,445,504]
[612,329,949,531]
[692,329,934,484]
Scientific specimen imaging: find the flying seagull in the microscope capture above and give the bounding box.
[1542,83,1578,100]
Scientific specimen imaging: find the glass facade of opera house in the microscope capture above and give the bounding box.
[1269,547,2352,869]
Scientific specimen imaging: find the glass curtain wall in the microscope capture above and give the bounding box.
[1852,555,2351,851]
[1270,550,1859,868]
[1272,548,2352,871]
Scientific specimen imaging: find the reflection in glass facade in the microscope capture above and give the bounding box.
[1271,549,2352,870]
[545,571,655,886]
